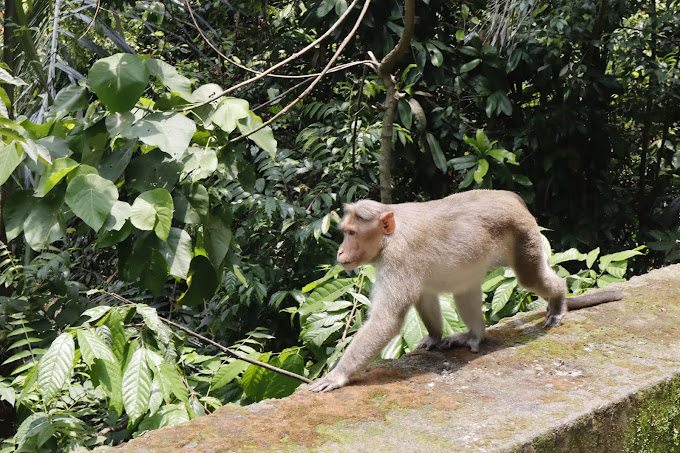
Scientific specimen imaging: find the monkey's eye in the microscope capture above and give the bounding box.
[347,230,357,236]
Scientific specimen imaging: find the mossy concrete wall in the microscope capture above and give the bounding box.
[114,265,680,452]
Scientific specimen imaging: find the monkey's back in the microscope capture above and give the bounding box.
[382,190,538,293]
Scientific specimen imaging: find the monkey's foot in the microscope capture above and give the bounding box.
[416,335,441,351]
[309,373,349,392]
[543,311,565,328]
[438,332,482,353]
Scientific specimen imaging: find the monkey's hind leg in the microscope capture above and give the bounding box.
[415,293,443,350]
[439,288,485,353]
[512,233,567,328]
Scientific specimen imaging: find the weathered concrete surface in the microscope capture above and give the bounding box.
[116,265,680,452]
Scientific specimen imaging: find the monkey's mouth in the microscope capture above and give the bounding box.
[339,260,356,269]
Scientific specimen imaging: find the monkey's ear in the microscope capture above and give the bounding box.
[380,212,396,235]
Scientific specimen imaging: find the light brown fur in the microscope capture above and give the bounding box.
[309,190,622,392]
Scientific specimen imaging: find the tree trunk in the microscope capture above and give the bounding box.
[375,0,415,204]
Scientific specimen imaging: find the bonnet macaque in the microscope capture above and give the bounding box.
[309,190,623,392]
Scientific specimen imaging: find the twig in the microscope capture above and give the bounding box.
[341,272,365,343]
[105,292,311,384]
[231,0,374,143]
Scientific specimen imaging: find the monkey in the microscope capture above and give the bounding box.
[309,190,623,392]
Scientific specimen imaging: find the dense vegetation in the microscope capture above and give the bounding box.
[0,0,677,449]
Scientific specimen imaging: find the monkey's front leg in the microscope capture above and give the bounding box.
[309,304,408,392]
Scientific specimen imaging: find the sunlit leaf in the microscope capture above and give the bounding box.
[65,174,119,232]
[37,332,75,403]
[89,53,150,112]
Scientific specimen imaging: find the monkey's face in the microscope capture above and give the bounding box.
[337,212,394,269]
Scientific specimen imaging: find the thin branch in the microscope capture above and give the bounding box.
[104,292,311,384]
[231,0,374,143]
[181,0,364,106]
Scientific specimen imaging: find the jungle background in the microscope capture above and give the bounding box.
[0,0,678,449]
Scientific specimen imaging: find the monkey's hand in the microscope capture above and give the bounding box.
[416,335,441,351]
[309,371,349,392]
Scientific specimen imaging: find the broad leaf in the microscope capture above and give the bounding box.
[23,193,66,251]
[211,359,250,390]
[130,188,174,240]
[147,59,194,101]
[402,307,427,350]
[36,157,79,197]
[77,329,116,366]
[49,85,87,116]
[203,214,232,267]
[212,97,250,133]
[0,142,24,186]
[172,183,209,224]
[237,113,277,160]
[131,112,197,160]
[126,149,182,192]
[177,256,218,308]
[3,190,33,242]
[491,278,517,315]
[65,174,119,232]
[15,413,54,450]
[473,158,489,183]
[181,147,217,181]
[89,53,150,112]
[103,201,132,231]
[37,332,75,403]
[122,348,152,423]
[156,227,192,279]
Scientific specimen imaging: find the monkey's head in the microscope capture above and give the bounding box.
[337,201,395,270]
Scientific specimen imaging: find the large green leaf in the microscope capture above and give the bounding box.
[212,97,250,134]
[178,256,218,308]
[299,278,355,318]
[36,157,79,197]
[491,278,517,315]
[549,248,587,266]
[146,59,194,101]
[49,85,88,116]
[0,142,24,186]
[237,113,277,160]
[77,329,117,366]
[3,190,32,242]
[91,358,123,416]
[203,214,232,267]
[130,188,174,240]
[65,174,119,232]
[37,332,75,403]
[89,53,150,112]
[241,350,304,401]
[23,193,66,251]
[126,149,183,193]
[122,347,152,423]
[402,307,427,350]
[156,227,192,279]
[211,359,250,390]
[136,304,171,344]
[102,201,132,231]
[15,413,54,450]
[131,112,197,160]
[172,183,209,224]
[181,147,217,181]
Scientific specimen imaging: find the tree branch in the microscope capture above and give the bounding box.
[376,0,415,203]
[105,292,311,384]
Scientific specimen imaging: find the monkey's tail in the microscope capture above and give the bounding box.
[566,290,624,311]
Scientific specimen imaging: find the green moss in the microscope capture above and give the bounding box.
[622,376,680,452]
